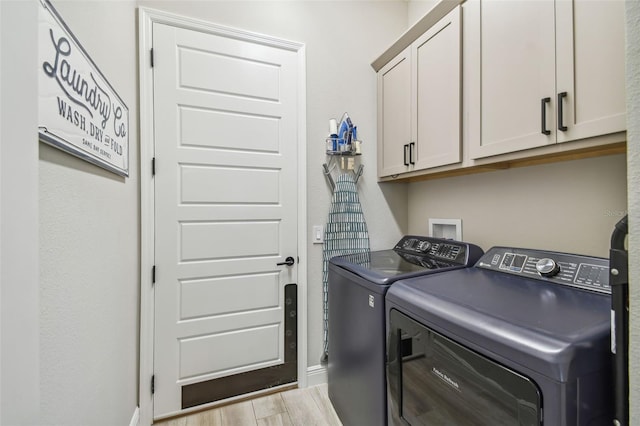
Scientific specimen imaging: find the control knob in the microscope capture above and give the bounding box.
[536,258,560,277]
[417,241,431,253]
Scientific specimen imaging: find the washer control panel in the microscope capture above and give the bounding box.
[476,247,610,294]
[394,235,481,265]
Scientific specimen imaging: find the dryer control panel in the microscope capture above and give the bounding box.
[476,247,610,294]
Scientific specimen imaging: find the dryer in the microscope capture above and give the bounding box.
[386,246,612,425]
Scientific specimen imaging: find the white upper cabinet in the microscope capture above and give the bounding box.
[377,7,461,178]
[471,0,556,158]
[377,46,412,177]
[467,0,626,160]
[555,0,626,143]
[412,6,461,171]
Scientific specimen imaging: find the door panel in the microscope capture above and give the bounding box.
[377,48,412,177]
[413,6,461,170]
[179,324,281,378]
[555,0,626,142]
[471,0,556,159]
[180,165,280,204]
[179,221,280,260]
[180,107,280,152]
[152,22,299,418]
[178,46,281,101]
[180,273,280,319]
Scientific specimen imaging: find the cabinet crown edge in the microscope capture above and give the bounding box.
[371,0,464,72]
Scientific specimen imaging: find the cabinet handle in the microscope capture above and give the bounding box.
[403,144,409,166]
[557,92,568,131]
[409,142,415,165]
[541,97,551,135]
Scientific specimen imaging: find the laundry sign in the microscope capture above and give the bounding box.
[38,0,129,177]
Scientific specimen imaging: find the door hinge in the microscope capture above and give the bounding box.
[150,48,154,67]
[152,157,156,176]
[151,375,155,394]
[152,265,156,285]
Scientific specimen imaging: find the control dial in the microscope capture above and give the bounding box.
[417,240,431,253]
[536,258,560,277]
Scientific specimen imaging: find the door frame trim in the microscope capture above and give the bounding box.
[138,8,307,425]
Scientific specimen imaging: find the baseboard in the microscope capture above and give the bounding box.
[306,364,328,387]
[129,406,140,426]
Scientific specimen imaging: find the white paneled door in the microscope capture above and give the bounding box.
[152,22,301,419]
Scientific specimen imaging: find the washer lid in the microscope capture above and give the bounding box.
[386,267,611,381]
[330,249,460,286]
[329,236,484,286]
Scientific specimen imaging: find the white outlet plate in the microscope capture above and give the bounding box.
[429,218,462,240]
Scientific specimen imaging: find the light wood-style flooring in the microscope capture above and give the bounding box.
[153,384,343,426]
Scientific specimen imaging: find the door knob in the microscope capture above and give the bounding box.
[277,256,295,267]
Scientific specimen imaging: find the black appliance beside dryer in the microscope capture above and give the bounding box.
[386,247,613,426]
[327,235,483,426]
[610,215,629,426]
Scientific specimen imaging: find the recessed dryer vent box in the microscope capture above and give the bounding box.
[429,218,462,241]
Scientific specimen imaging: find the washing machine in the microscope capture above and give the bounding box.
[386,246,613,425]
[327,235,483,426]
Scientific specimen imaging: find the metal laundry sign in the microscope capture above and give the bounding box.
[38,0,129,177]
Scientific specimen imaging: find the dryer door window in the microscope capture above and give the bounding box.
[387,309,542,425]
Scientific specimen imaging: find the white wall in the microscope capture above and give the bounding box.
[0,1,40,424]
[408,154,627,257]
[625,1,640,422]
[139,0,409,370]
[38,1,139,424]
[408,0,439,26]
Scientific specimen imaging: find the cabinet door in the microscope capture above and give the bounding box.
[377,47,412,178]
[413,6,461,170]
[469,0,556,159]
[555,0,626,143]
